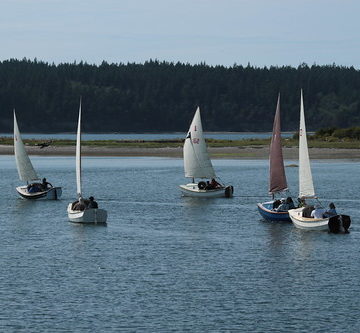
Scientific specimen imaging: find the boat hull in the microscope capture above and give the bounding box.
[16,186,62,200]
[288,207,329,230]
[257,202,291,222]
[67,203,107,224]
[289,208,351,233]
[179,183,233,198]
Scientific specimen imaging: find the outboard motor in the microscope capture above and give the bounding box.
[341,215,351,233]
[328,215,351,234]
[328,215,341,233]
[225,186,234,198]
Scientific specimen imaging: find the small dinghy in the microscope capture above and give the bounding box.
[257,94,294,222]
[179,107,233,198]
[14,110,62,200]
[288,90,351,232]
[67,100,107,224]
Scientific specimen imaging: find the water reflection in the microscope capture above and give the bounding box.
[262,219,292,253]
[291,228,319,261]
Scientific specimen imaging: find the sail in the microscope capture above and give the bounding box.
[269,94,288,194]
[76,100,82,198]
[13,110,38,182]
[183,107,216,179]
[299,90,315,198]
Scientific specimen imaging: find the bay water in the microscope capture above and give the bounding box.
[0,155,359,332]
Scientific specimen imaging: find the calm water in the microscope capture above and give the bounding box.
[0,155,359,332]
[0,132,295,141]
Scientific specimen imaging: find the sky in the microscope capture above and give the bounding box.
[0,0,359,68]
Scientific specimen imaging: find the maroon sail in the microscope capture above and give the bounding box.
[269,94,288,194]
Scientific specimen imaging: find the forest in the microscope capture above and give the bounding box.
[0,59,360,133]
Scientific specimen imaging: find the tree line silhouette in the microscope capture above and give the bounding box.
[0,58,359,133]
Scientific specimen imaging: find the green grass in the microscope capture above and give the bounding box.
[1,137,359,149]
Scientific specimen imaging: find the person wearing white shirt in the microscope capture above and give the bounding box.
[311,207,326,219]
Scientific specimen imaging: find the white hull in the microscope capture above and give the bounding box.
[288,207,329,231]
[179,183,233,198]
[16,185,62,200]
[67,203,107,224]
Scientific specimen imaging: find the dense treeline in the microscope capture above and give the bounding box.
[314,127,360,140]
[0,59,360,133]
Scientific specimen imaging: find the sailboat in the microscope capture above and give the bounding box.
[67,100,108,224]
[257,94,293,221]
[179,107,233,198]
[288,90,351,232]
[14,110,62,200]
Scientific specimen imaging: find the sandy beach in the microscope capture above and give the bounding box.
[1,144,359,159]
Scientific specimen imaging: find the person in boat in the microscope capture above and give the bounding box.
[274,197,295,212]
[209,178,221,189]
[27,183,42,193]
[323,202,337,218]
[87,196,98,209]
[297,197,306,207]
[311,206,326,219]
[73,197,86,211]
[302,205,315,217]
[276,199,288,212]
[287,197,296,209]
[272,199,281,210]
[41,178,52,191]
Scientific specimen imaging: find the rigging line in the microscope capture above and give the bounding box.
[315,197,325,209]
[216,175,228,186]
[273,189,293,197]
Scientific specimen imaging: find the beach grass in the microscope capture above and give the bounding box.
[1,137,359,149]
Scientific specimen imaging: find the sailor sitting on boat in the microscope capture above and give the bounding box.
[275,197,295,212]
[297,197,307,207]
[206,178,222,190]
[72,196,98,211]
[27,183,42,193]
[87,196,98,209]
[72,197,86,211]
[310,206,326,219]
[41,178,52,190]
[323,203,337,218]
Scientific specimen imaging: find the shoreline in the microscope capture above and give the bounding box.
[1,145,359,159]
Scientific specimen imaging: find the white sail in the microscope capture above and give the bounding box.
[299,90,315,198]
[183,107,216,179]
[76,100,82,198]
[14,110,38,182]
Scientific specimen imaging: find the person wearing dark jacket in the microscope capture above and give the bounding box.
[41,178,52,190]
[87,196,98,209]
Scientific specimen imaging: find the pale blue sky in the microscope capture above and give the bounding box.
[1,0,359,67]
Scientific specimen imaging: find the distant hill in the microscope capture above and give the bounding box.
[0,59,359,133]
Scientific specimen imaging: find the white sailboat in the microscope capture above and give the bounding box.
[179,107,233,198]
[14,110,62,200]
[288,90,351,232]
[67,100,107,224]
